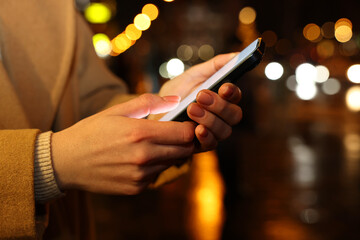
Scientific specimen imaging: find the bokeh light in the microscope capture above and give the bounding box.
[198,44,215,61]
[296,63,317,85]
[265,62,284,80]
[335,26,353,43]
[335,18,353,43]
[112,33,132,54]
[142,4,159,21]
[303,23,322,42]
[322,78,341,95]
[92,33,112,57]
[315,65,330,83]
[347,64,360,83]
[159,62,170,79]
[167,58,185,77]
[316,40,335,59]
[335,18,353,30]
[321,22,335,39]
[296,83,318,100]
[238,7,256,25]
[177,45,193,61]
[134,13,151,31]
[346,86,360,111]
[125,24,142,41]
[286,75,297,91]
[84,3,112,24]
[339,39,359,56]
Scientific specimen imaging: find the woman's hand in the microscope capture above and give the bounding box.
[159,53,243,152]
[52,94,196,195]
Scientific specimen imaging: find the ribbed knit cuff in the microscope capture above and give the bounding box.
[34,131,64,203]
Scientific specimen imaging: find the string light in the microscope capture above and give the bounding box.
[110,3,160,56]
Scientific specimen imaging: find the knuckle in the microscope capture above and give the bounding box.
[134,150,149,165]
[140,93,156,107]
[131,169,146,182]
[182,123,195,143]
[128,127,146,143]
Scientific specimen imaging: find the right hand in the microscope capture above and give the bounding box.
[51,94,195,195]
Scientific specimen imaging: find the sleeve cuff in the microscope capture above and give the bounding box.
[34,131,65,203]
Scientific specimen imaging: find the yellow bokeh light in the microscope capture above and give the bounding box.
[112,33,132,54]
[335,18,353,30]
[187,151,225,240]
[335,25,352,43]
[346,86,360,112]
[134,13,151,31]
[142,4,159,21]
[125,24,142,41]
[163,0,174,2]
[92,33,111,57]
[303,23,321,42]
[316,40,335,58]
[84,3,111,24]
[238,7,257,25]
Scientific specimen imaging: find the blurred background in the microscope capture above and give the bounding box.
[77,0,360,239]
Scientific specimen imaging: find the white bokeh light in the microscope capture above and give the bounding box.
[166,58,185,78]
[296,63,317,85]
[159,62,170,79]
[315,65,330,83]
[296,83,318,100]
[265,62,284,80]
[347,64,360,83]
[346,86,360,111]
[286,75,297,91]
[322,78,341,95]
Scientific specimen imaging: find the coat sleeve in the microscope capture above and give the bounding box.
[0,129,39,239]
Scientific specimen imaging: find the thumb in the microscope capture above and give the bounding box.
[187,52,238,81]
[106,93,180,119]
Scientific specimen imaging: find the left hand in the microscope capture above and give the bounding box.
[158,53,243,152]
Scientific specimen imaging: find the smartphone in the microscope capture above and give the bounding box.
[159,38,265,122]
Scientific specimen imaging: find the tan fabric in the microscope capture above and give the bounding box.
[0,129,39,239]
[0,0,189,238]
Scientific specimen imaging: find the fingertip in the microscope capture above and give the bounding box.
[196,125,208,138]
[195,125,218,152]
[219,83,242,103]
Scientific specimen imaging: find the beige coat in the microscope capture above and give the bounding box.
[0,1,188,238]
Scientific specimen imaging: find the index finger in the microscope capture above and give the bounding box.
[135,119,196,145]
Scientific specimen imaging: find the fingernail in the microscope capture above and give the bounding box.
[189,104,205,118]
[163,95,181,102]
[223,85,234,98]
[197,91,213,106]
